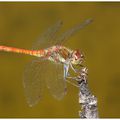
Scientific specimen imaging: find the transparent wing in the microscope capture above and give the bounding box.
[32,19,92,50]
[32,20,63,50]
[55,18,93,45]
[45,61,67,100]
[23,58,66,107]
[23,59,46,107]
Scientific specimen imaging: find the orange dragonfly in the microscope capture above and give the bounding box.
[0,19,92,107]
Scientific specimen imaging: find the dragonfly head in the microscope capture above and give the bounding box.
[71,49,84,65]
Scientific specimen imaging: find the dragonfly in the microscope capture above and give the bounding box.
[0,19,92,107]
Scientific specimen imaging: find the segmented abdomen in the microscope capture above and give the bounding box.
[0,46,45,57]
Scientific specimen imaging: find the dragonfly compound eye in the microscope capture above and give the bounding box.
[74,49,81,59]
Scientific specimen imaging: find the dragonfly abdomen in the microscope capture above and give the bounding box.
[0,45,45,57]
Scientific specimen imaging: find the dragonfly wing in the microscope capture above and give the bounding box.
[55,18,93,45]
[23,59,47,107]
[45,61,67,100]
[23,58,66,106]
[32,20,63,50]
[32,19,92,50]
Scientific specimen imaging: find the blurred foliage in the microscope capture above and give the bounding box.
[0,2,120,118]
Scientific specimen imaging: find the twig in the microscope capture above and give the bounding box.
[75,67,99,118]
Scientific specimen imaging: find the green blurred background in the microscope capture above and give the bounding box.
[0,2,120,118]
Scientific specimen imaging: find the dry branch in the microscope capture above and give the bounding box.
[73,67,99,118]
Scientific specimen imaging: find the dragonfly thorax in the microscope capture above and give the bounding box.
[70,49,84,65]
[45,46,84,66]
[46,45,68,64]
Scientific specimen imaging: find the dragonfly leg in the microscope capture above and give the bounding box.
[64,64,79,88]
[70,62,78,73]
[64,62,79,79]
[66,79,79,88]
[64,64,70,79]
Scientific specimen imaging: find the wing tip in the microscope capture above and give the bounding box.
[27,98,40,107]
[85,18,93,24]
